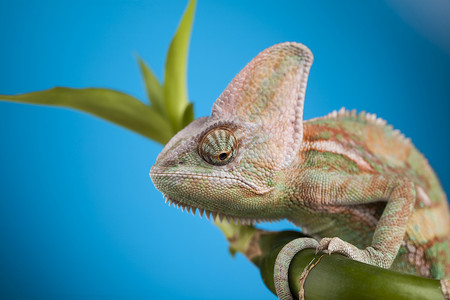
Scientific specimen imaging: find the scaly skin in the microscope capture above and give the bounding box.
[150,42,450,298]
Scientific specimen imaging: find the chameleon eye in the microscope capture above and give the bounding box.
[199,128,237,166]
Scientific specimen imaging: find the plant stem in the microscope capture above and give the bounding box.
[215,220,445,300]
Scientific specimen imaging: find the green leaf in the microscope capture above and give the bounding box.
[181,102,194,129]
[215,219,257,258]
[163,0,196,133]
[0,87,173,144]
[137,56,165,115]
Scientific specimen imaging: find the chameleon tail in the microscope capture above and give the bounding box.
[274,238,319,300]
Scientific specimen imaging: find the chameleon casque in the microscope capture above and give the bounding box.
[150,42,450,299]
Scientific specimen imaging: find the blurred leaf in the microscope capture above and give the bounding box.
[163,0,196,132]
[137,56,165,115]
[215,219,257,258]
[0,87,173,144]
[181,102,194,129]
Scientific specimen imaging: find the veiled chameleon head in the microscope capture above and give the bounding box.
[150,42,313,223]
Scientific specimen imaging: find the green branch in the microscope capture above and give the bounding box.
[216,220,445,300]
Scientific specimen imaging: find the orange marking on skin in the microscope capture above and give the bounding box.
[302,123,376,172]
[365,124,412,168]
[305,140,375,172]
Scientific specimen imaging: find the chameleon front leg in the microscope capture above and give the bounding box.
[313,174,416,268]
[274,173,416,299]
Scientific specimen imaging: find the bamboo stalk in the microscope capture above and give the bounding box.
[216,220,445,300]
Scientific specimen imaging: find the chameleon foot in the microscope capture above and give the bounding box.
[274,237,319,300]
[317,237,390,269]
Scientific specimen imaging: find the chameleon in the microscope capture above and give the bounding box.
[150,42,450,299]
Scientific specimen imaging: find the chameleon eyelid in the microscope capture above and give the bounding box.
[198,127,237,166]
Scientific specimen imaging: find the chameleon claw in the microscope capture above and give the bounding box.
[316,237,333,255]
[316,237,383,267]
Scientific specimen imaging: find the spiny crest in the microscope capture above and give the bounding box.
[323,107,412,146]
[163,195,280,225]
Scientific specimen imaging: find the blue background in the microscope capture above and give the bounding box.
[1,0,449,299]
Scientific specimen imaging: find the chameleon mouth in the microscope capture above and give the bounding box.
[150,171,266,193]
[150,170,279,224]
[161,194,279,226]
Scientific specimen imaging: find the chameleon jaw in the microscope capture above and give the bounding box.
[150,170,279,224]
[149,171,273,194]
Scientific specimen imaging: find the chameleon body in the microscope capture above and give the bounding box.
[150,42,450,297]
